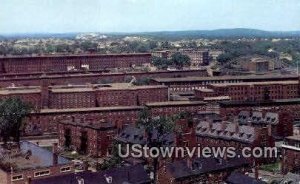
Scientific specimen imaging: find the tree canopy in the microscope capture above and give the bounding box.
[0,98,32,144]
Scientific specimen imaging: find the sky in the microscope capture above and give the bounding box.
[0,0,300,34]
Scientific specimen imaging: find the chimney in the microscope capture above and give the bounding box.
[26,177,32,184]
[255,164,259,180]
[83,161,89,171]
[267,124,272,137]
[52,143,58,165]
[187,158,193,170]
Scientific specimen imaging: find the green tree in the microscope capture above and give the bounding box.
[152,56,171,69]
[0,98,32,144]
[170,52,191,69]
[136,109,175,183]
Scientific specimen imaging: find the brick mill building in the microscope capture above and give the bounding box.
[219,99,300,121]
[0,69,208,87]
[0,83,169,110]
[152,49,210,66]
[151,75,298,92]
[195,81,299,101]
[0,53,151,74]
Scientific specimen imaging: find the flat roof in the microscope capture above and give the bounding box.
[146,100,206,107]
[203,96,231,101]
[195,88,214,92]
[0,87,41,95]
[219,98,300,107]
[0,141,70,172]
[39,106,143,114]
[285,135,300,141]
[50,83,167,93]
[152,74,298,83]
[60,120,116,130]
[0,53,151,60]
[210,80,298,87]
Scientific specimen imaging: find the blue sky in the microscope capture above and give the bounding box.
[1,0,300,33]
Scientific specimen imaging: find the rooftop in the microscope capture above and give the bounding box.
[167,157,249,179]
[39,106,143,114]
[50,83,167,93]
[0,53,151,60]
[32,164,151,184]
[226,172,266,184]
[285,135,300,141]
[60,119,116,131]
[152,74,298,83]
[210,80,298,87]
[146,100,206,107]
[0,86,41,95]
[219,98,300,107]
[0,141,70,172]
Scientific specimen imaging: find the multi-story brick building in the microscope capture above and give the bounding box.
[151,74,298,92]
[0,69,208,87]
[236,111,293,139]
[282,136,300,174]
[26,106,143,135]
[0,141,74,184]
[152,49,210,66]
[219,99,300,121]
[0,53,151,74]
[157,157,250,184]
[25,100,208,136]
[0,86,42,110]
[0,83,169,110]
[58,118,117,157]
[195,81,299,101]
[195,120,274,163]
[145,101,207,117]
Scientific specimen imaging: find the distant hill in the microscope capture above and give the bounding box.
[1,28,300,40]
[134,28,300,40]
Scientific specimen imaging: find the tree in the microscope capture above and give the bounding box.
[217,53,234,63]
[152,56,171,69]
[136,109,175,183]
[170,52,191,69]
[0,98,32,144]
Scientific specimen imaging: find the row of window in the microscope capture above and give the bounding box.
[11,166,71,181]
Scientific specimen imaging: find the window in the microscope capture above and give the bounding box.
[11,175,23,181]
[34,170,50,177]
[60,166,71,173]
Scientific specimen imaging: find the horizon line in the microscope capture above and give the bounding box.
[1,28,300,36]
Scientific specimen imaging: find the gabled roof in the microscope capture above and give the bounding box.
[226,172,266,184]
[32,164,151,184]
[167,157,249,179]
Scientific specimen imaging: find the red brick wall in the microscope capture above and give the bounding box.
[0,54,151,74]
[0,69,207,87]
[49,91,96,109]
